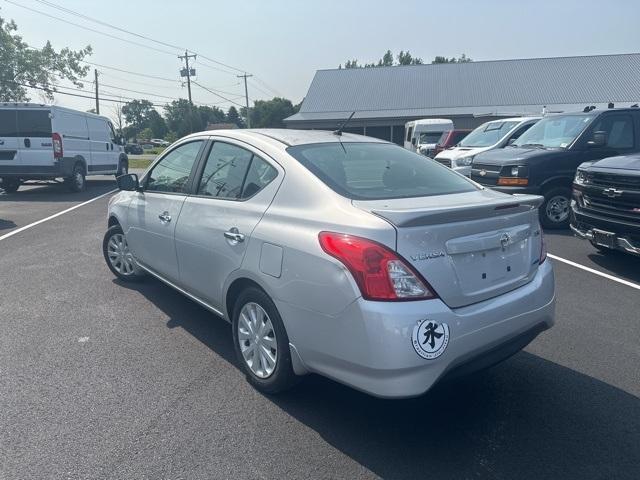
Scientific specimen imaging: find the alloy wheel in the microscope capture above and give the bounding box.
[237,302,278,378]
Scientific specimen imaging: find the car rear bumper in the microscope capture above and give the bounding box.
[279,260,555,398]
[0,158,77,179]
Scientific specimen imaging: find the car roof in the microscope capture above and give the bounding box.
[485,116,541,123]
[184,128,390,147]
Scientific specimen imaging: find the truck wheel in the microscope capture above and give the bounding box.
[1,178,20,193]
[116,159,128,178]
[540,187,571,229]
[65,163,86,192]
[232,287,299,395]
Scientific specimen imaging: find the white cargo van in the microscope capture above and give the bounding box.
[0,103,128,193]
[404,119,454,154]
[433,117,540,176]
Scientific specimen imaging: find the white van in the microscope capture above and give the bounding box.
[404,119,454,154]
[0,103,128,193]
[433,117,541,176]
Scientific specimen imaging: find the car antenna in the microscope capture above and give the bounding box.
[334,111,355,136]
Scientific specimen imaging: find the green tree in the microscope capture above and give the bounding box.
[138,127,153,141]
[164,99,202,137]
[197,105,226,127]
[147,109,167,138]
[0,13,92,102]
[122,99,153,134]
[245,97,297,128]
[380,50,394,66]
[225,106,243,127]
[432,54,473,64]
[397,50,423,65]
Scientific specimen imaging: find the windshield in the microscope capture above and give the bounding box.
[287,142,476,200]
[513,114,594,148]
[458,121,519,147]
[418,132,444,144]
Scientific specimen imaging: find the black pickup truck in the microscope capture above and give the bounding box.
[471,108,640,228]
[570,154,640,256]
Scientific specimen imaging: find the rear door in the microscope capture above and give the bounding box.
[126,139,205,282]
[0,108,20,168]
[175,140,282,309]
[54,110,91,168]
[16,109,52,169]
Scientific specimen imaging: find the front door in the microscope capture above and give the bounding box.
[175,140,282,309]
[126,139,205,282]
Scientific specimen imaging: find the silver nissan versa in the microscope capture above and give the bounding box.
[104,129,555,398]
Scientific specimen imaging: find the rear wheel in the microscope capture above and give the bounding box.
[102,225,145,281]
[232,287,298,394]
[64,163,86,192]
[1,177,20,193]
[540,187,571,229]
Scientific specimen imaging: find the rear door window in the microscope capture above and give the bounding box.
[16,110,51,138]
[196,142,253,199]
[0,110,17,137]
[287,142,476,200]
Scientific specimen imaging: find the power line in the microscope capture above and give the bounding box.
[191,81,246,107]
[4,0,177,56]
[81,61,179,83]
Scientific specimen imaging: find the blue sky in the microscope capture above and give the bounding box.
[3,0,640,120]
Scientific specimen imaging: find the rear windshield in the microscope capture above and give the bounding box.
[17,110,52,137]
[0,110,17,137]
[287,142,476,200]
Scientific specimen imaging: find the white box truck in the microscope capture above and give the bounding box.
[0,103,128,193]
[404,119,454,155]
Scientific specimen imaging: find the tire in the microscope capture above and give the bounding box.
[64,163,86,192]
[540,187,572,229]
[116,158,128,178]
[1,177,20,193]
[102,225,145,282]
[232,287,298,394]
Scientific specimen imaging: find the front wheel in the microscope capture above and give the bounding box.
[232,287,298,394]
[102,225,145,281]
[1,177,20,193]
[540,187,572,229]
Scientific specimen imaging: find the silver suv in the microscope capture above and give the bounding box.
[103,129,555,398]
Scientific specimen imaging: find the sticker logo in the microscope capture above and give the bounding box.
[412,319,450,360]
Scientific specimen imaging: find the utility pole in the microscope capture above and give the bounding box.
[179,50,197,104]
[94,69,100,114]
[237,73,253,128]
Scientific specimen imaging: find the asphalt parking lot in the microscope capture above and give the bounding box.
[1,178,639,480]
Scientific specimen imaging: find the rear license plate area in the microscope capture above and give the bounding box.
[593,229,617,249]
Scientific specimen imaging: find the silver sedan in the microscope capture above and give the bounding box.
[103,129,555,398]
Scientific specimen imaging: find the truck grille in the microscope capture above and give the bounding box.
[470,163,501,185]
[589,172,640,191]
[436,158,452,168]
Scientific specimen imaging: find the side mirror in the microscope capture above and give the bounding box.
[116,173,139,191]
[588,131,607,148]
[411,138,416,146]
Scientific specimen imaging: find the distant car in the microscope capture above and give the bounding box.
[429,129,472,158]
[435,117,540,176]
[103,129,554,399]
[471,108,640,229]
[0,103,127,193]
[571,153,640,256]
[150,138,170,147]
[124,143,143,155]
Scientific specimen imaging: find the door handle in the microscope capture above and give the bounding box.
[224,228,245,243]
[158,212,172,223]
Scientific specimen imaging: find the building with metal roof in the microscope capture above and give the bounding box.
[284,53,640,144]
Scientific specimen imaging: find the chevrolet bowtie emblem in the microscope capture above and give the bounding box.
[479,169,487,176]
[602,188,623,198]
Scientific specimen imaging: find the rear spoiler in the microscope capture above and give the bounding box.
[371,194,543,228]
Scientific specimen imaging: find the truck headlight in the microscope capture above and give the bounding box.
[574,169,589,185]
[457,156,474,166]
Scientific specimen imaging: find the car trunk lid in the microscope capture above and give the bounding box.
[353,190,544,308]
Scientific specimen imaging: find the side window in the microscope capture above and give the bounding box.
[508,123,533,142]
[197,142,253,199]
[406,126,413,142]
[146,140,203,193]
[240,156,278,199]
[16,110,52,137]
[591,115,634,149]
[108,122,118,143]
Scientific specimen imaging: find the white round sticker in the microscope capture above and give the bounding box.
[412,319,450,360]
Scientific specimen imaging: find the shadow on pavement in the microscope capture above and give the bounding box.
[0,179,116,203]
[116,275,640,480]
[0,219,17,230]
[587,250,640,284]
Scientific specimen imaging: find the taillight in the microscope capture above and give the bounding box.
[318,232,437,301]
[52,133,63,159]
[539,229,547,264]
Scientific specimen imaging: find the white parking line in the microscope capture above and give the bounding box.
[0,189,116,242]
[548,253,640,291]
